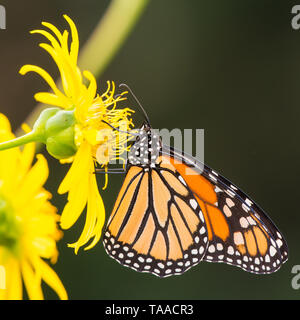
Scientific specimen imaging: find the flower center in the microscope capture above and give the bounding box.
[0,193,21,254]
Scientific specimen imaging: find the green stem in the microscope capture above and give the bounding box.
[0,131,40,151]
[16,0,149,136]
[78,0,149,76]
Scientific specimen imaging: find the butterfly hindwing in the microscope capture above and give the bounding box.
[103,164,209,278]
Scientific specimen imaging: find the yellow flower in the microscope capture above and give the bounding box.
[0,113,67,300]
[19,15,134,253]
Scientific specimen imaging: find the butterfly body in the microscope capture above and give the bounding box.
[103,124,288,277]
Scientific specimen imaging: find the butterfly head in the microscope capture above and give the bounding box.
[128,122,161,167]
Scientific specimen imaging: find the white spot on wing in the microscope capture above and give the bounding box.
[200,226,206,234]
[225,189,235,198]
[208,245,215,253]
[217,243,223,251]
[223,205,232,217]
[190,199,198,210]
[245,198,253,207]
[276,239,283,248]
[239,217,249,228]
[209,174,217,182]
[214,186,222,193]
[234,232,244,245]
[227,246,234,255]
[226,198,235,208]
[178,175,187,186]
[270,246,277,257]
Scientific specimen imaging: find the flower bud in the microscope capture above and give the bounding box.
[33,108,78,160]
[44,110,77,159]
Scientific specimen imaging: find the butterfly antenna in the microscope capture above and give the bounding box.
[101,120,139,137]
[119,83,151,126]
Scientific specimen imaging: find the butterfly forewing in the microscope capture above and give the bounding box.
[163,147,288,274]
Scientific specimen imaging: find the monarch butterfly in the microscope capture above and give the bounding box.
[101,87,288,278]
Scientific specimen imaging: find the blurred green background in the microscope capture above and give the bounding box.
[0,0,299,299]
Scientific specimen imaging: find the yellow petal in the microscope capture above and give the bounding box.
[60,173,89,229]
[17,140,35,183]
[68,168,97,253]
[69,168,105,252]
[41,21,64,46]
[0,147,20,193]
[28,210,60,238]
[84,175,105,251]
[21,259,44,300]
[38,258,68,300]
[59,142,92,229]
[38,42,79,100]
[19,65,69,105]
[6,259,22,300]
[32,236,58,260]
[58,142,90,194]
[34,92,69,108]
[21,123,32,134]
[15,154,49,209]
[31,29,62,52]
[83,70,97,105]
[63,15,79,64]
[61,30,70,60]
[20,142,35,170]
[0,113,12,134]
[59,156,74,164]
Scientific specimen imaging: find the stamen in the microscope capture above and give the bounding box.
[102,166,108,190]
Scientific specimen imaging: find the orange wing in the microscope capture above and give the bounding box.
[103,151,288,276]
[103,164,209,277]
[160,153,288,274]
